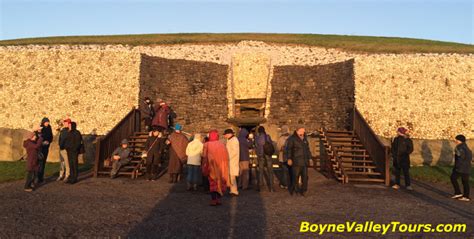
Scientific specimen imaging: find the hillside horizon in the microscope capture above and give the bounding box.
[1,33,473,54]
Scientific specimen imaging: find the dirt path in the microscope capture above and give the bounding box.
[0,169,472,238]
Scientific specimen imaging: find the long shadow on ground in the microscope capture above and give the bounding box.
[127,173,267,238]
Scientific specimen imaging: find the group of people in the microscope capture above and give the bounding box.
[22,96,471,205]
[104,97,314,205]
[391,127,472,202]
[23,117,84,191]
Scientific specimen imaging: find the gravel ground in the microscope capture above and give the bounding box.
[0,169,473,238]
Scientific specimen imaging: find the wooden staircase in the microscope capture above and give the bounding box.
[96,131,149,178]
[319,129,385,184]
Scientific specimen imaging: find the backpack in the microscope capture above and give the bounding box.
[263,135,275,156]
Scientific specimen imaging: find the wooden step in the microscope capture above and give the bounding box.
[336,149,368,153]
[128,140,147,144]
[341,159,374,164]
[329,138,361,143]
[129,136,148,139]
[345,171,382,176]
[325,135,358,139]
[341,165,377,169]
[330,143,364,147]
[347,178,385,183]
[337,154,370,158]
[97,170,134,176]
[326,130,353,134]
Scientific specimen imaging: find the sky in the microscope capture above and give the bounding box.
[0,0,473,44]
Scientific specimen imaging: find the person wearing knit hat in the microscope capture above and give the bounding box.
[110,139,131,179]
[38,117,53,184]
[391,127,414,190]
[450,134,472,201]
[168,123,189,183]
[23,130,43,192]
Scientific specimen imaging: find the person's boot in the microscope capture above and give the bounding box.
[209,199,218,206]
[172,174,178,183]
[168,174,174,183]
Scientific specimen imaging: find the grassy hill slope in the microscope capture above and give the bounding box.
[0,33,473,54]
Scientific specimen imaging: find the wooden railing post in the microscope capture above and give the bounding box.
[384,146,390,186]
[93,138,101,177]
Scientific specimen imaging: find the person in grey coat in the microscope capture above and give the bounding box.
[450,134,472,202]
[254,126,274,192]
[110,139,131,178]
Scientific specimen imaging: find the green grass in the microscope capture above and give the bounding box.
[410,166,474,185]
[0,161,93,183]
[1,33,473,54]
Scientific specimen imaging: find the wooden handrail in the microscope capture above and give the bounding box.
[320,128,348,183]
[352,107,391,186]
[94,107,141,177]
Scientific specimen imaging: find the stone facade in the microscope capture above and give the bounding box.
[268,60,355,132]
[0,49,140,134]
[139,55,231,134]
[1,42,473,166]
[355,54,474,139]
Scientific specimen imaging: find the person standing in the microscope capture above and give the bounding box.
[185,133,204,191]
[224,129,240,196]
[110,139,131,179]
[65,122,82,184]
[168,124,189,183]
[143,97,155,132]
[202,130,230,206]
[277,125,291,189]
[286,126,312,196]
[255,126,274,192]
[391,127,414,190]
[23,131,44,192]
[152,99,171,130]
[37,117,53,183]
[144,128,167,181]
[450,134,472,202]
[237,128,251,190]
[57,118,71,181]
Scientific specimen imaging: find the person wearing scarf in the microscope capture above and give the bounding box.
[202,130,230,206]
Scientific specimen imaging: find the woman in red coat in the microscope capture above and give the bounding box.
[202,130,230,206]
[23,131,43,192]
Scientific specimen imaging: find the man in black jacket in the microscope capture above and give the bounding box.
[450,134,472,202]
[65,122,82,184]
[286,126,312,196]
[57,118,71,181]
[391,127,414,190]
[143,97,155,132]
[144,127,168,181]
[38,117,53,183]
